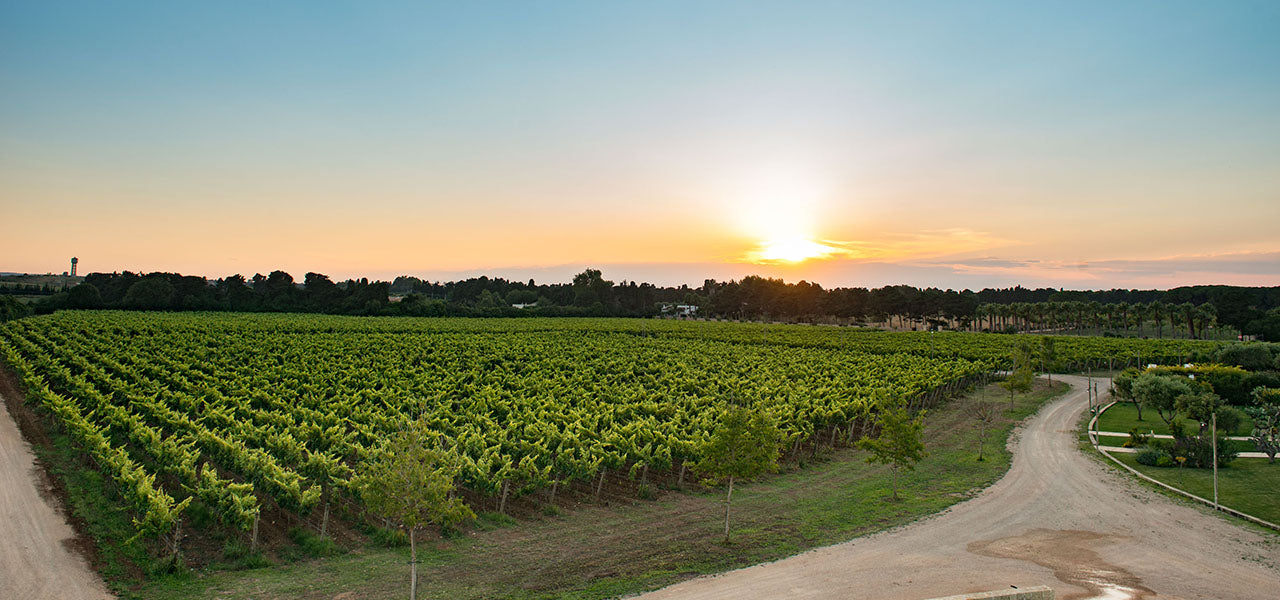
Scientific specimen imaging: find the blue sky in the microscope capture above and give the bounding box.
[3,1,1278,288]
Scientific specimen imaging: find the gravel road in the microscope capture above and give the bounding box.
[0,393,114,600]
[636,375,1280,600]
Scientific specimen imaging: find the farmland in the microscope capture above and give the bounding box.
[0,312,1224,587]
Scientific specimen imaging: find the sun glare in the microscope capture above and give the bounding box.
[751,237,841,263]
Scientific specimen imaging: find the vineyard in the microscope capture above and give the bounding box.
[0,312,1223,566]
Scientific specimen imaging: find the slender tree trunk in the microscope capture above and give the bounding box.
[499,479,510,514]
[977,423,986,461]
[321,500,330,539]
[409,527,417,600]
[170,519,182,564]
[595,469,606,501]
[723,476,735,542]
[252,513,260,550]
[892,467,899,501]
[677,463,686,488]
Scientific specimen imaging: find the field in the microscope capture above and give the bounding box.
[0,312,1226,595]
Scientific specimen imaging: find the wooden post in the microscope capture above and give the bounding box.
[1212,412,1219,510]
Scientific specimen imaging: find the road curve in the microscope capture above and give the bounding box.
[0,392,114,600]
[635,375,1280,600]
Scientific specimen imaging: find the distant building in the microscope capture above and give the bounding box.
[661,303,698,317]
[70,257,78,277]
[512,303,537,309]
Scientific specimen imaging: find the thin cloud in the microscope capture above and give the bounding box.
[925,251,1280,284]
[736,228,1011,265]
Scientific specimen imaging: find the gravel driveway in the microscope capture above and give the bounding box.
[0,393,113,600]
[635,375,1280,600]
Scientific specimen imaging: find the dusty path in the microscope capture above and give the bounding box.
[0,392,114,599]
[637,375,1280,600]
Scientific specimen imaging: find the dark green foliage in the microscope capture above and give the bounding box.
[123,277,177,310]
[368,527,409,548]
[1135,448,1164,466]
[1244,371,1280,395]
[66,283,103,309]
[1112,367,1144,420]
[220,540,270,570]
[1139,428,1236,469]
[0,295,32,321]
[285,527,341,558]
[1123,428,1150,448]
[1244,394,1280,463]
[1217,344,1277,371]
[1253,386,1280,407]
[1133,373,1193,425]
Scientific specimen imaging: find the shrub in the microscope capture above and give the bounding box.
[1123,428,1151,448]
[1173,435,1238,469]
[1217,344,1277,372]
[286,526,341,558]
[369,526,408,547]
[1135,449,1166,467]
[1216,407,1245,436]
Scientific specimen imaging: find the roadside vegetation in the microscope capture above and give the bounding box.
[1091,350,1280,527]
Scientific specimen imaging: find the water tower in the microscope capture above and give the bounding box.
[71,257,78,277]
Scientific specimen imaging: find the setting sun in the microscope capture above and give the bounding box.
[750,237,843,263]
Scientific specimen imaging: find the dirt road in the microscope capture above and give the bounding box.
[0,393,114,599]
[636,375,1280,600]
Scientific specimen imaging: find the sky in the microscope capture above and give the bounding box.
[3,1,1278,290]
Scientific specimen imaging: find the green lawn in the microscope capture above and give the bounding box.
[1096,435,1258,454]
[1114,453,1280,525]
[1098,401,1254,437]
[134,380,1069,600]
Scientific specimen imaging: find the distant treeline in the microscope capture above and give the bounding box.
[4,269,1278,340]
[0,283,61,296]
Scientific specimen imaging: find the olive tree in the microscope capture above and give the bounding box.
[1132,373,1194,426]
